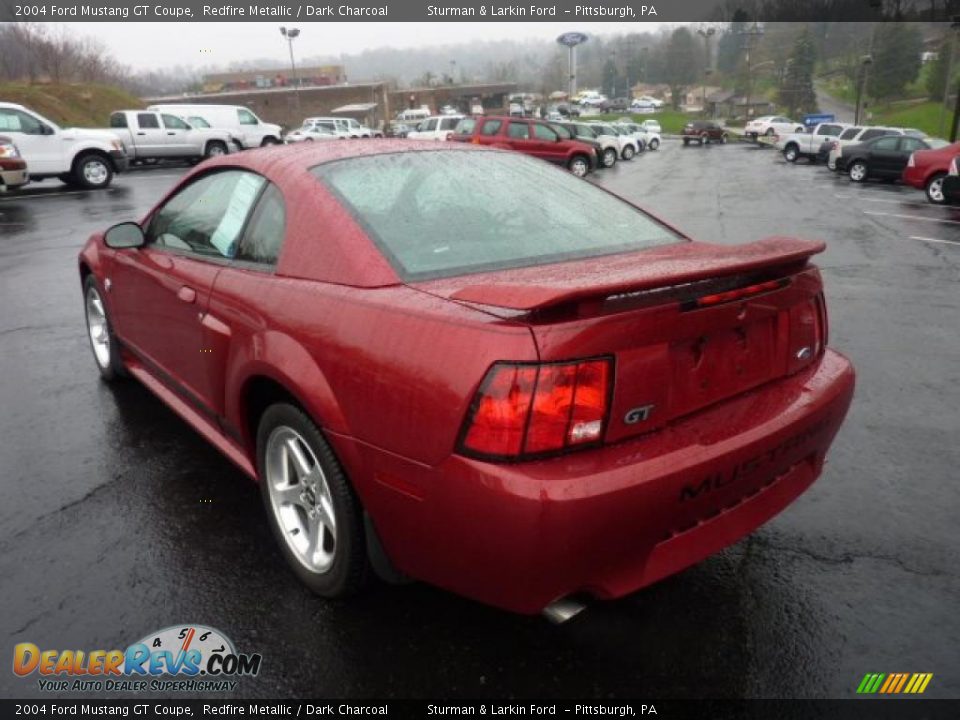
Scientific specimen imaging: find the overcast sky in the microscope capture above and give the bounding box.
[77,22,668,70]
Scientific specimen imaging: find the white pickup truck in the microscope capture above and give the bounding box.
[107,110,235,163]
[775,122,850,163]
[0,102,128,189]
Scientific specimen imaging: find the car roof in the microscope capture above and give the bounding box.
[0,102,28,111]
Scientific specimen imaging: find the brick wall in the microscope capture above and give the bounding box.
[145,83,390,131]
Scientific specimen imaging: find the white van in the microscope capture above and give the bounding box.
[396,106,431,123]
[406,115,465,141]
[145,104,282,149]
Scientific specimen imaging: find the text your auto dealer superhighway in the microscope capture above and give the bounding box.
[202,4,389,15]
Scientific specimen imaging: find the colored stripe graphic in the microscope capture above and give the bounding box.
[857,673,933,694]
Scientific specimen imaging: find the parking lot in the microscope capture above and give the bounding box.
[1,140,958,699]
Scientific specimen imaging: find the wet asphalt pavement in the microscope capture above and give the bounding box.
[1,142,958,700]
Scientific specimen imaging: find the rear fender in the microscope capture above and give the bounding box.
[228,330,349,459]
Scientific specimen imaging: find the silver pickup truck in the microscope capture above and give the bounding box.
[775,122,850,163]
[107,110,235,163]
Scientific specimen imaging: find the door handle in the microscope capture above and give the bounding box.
[167,132,175,135]
[177,286,197,303]
[136,132,146,136]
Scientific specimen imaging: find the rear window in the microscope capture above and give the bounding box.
[860,128,894,141]
[840,127,862,140]
[312,151,683,281]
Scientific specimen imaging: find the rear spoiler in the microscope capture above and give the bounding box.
[448,238,825,311]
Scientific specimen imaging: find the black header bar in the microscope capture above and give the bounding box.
[1,0,957,22]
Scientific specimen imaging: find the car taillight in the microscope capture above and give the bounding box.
[459,358,612,460]
[788,293,827,374]
[0,142,19,159]
[950,156,959,176]
[907,153,916,168]
[830,141,839,150]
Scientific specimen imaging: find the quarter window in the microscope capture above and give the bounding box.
[145,171,266,259]
[238,185,286,265]
[872,136,900,151]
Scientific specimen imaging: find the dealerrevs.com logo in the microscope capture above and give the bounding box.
[13,624,262,693]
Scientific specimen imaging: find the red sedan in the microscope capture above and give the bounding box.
[78,142,854,616]
[902,139,960,204]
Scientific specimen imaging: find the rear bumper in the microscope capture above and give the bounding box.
[942,175,960,202]
[901,165,927,189]
[354,350,855,614]
[0,160,29,189]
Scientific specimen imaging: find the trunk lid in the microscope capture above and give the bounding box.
[415,237,827,443]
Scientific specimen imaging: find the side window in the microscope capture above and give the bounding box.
[0,109,44,134]
[424,119,438,132]
[238,185,286,265]
[145,171,266,259]
[237,109,259,126]
[440,118,458,131]
[109,113,128,129]
[137,113,160,129]
[454,118,475,135]
[480,119,502,136]
[872,136,899,151]
[162,114,189,130]
[533,123,558,141]
[508,122,529,139]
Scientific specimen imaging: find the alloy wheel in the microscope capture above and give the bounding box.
[264,426,338,574]
[84,285,110,370]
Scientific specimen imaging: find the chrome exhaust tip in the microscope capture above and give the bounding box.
[542,597,587,624]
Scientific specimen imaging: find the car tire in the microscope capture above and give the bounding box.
[602,147,618,168]
[649,138,659,150]
[257,403,368,598]
[568,155,590,178]
[720,133,728,144]
[784,144,800,162]
[765,128,776,136]
[621,145,635,160]
[848,160,868,183]
[683,138,690,146]
[72,153,113,190]
[925,173,947,205]
[204,140,228,158]
[700,132,709,145]
[82,274,127,381]
[260,137,281,146]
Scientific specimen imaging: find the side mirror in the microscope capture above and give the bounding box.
[41,124,55,136]
[104,222,145,249]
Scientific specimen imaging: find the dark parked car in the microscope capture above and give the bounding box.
[600,97,631,113]
[682,121,728,145]
[838,135,948,183]
[78,141,854,615]
[450,116,596,177]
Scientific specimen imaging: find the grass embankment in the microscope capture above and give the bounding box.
[0,82,143,127]
[870,101,953,138]
[594,109,693,134]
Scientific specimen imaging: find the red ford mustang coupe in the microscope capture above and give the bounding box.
[78,142,854,616]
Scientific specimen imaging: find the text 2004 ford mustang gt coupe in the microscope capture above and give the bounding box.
[79,142,854,616]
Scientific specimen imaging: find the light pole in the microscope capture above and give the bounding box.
[739,22,764,120]
[279,27,301,112]
[854,54,873,125]
[698,27,716,115]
